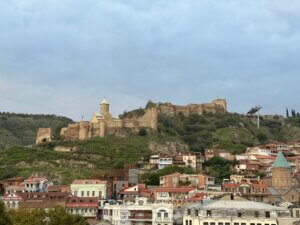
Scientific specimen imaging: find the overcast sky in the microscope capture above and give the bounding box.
[1,0,300,120]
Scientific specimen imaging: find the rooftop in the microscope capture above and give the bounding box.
[187,200,285,211]
[272,152,290,168]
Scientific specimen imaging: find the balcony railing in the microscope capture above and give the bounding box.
[129,215,152,220]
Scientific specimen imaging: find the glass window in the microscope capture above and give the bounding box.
[241,223,246,225]
[207,211,211,216]
[189,220,192,225]
[225,223,230,225]
[188,209,191,215]
[234,223,239,225]
[164,213,168,218]
[157,213,161,218]
[238,212,242,217]
[254,211,259,218]
[218,223,224,225]
[87,191,89,197]
[92,191,95,197]
[265,211,270,218]
[204,223,208,225]
[185,220,188,225]
[210,223,215,225]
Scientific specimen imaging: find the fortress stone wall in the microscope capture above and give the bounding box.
[59,99,158,141]
[158,98,227,117]
[36,98,227,143]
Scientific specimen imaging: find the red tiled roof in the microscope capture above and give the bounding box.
[154,187,196,193]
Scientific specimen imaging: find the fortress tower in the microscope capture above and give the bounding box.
[100,99,110,116]
[271,151,293,189]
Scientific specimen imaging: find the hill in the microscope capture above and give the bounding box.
[0,112,73,149]
[158,112,300,154]
[0,135,181,184]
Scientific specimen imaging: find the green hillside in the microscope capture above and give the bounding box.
[0,135,179,184]
[0,112,73,149]
[158,112,300,154]
[1,110,300,184]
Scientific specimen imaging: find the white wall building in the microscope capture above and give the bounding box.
[103,197,173,225]
[184,200,291,225]
[158,157,173,170]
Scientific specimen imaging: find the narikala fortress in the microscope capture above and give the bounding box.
[36,98,227,144]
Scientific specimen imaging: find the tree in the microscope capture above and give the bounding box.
[0,202,12,225]
[286,109,289,118]
[9,208,46,225]
[47,206,88,225]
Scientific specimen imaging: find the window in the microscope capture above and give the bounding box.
[265,211,270,218]
[195,210,198,216]
[203,222,208,225]
[207,210,211,216]
[225,223,230,225]
[241,223,246,225]
[99,191,102,197]
[187,209,191,215]
[157,213,161,218]
[92,191,95,197]
[210,223,215,225]
[164,213,168,218]
[250,223,255,225]
[254,211,259,218]
[185,220,188,225]
[81,191,84,197]
[297,210,300,218]
[234,223,239,225]
[218,223,223,225]
[189,220,192,225]
[257,224,261,225]
[87,191,90,197]
[238,212,242,217]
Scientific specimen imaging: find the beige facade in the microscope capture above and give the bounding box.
[36,128,52,145]
[158,99,227,117]
[272,167,294,188]
[60,99,158,140]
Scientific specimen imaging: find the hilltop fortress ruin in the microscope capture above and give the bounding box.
[36,98,227,144]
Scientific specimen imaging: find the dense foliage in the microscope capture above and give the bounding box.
[0,112,72,149]
[204,156,237,184]
[158,112,300,154]
[0,202,87,225]
[0,135,178,184]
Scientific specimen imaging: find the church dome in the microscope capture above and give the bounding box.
[100,99,109,105]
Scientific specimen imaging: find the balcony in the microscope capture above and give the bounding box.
[129,215,152,221]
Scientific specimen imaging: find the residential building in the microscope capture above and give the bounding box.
[222,180,269,203]
[71,180,108,199]
[184,200,291,225]
[2,177,25,187]
[103,197,173,225]
[182,152,204,170]
[159,173,215,190]
[158,156,173,170]
[48,185,70,193]
[22,175,53,193]
[66,196,100,219]
[153,187,196,205]
[1,192,23,209]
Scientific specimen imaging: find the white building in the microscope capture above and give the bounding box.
[184,200,291,225]
[158,157,173,170]
[71,179,108,199]
[103,197,173,225]
[22,175,53,193]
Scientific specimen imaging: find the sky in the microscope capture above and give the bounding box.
[1,0,300,120]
